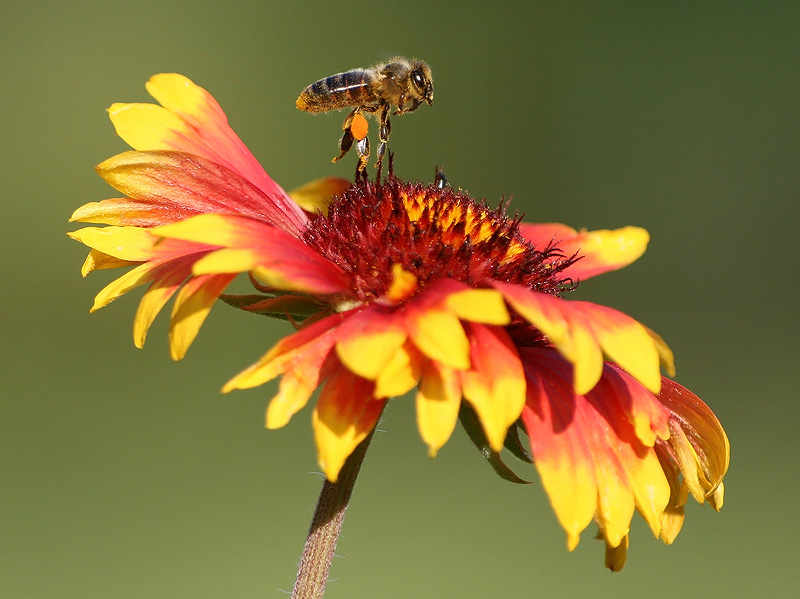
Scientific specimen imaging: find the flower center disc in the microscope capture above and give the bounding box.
[303,178,574,303]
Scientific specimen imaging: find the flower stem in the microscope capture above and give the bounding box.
[291,431,376,599]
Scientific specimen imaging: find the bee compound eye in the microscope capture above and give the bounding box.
[411,71,424,89]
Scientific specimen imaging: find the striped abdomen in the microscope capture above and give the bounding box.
[296,69,377,113]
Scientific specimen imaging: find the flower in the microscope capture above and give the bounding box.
[69,73,729,569]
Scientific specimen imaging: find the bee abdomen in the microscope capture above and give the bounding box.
[296,69,375,112]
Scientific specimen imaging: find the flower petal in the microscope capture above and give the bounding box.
[404,282,471,370]
[571,301,662,393]
[156,214,349,295]
[521,352,597,549]
[384,264,419,303]
[519,223,649,281]
[110,73,305,228]
[373,342,424,398]
[68,226,157,262]
[335,306,407,380]
[89,261,159,312]
[97,150,305,234]
[77,249,137,276]
[496,282,662,394]
[460,323,526,452]
[658,378,729,504]
[109,101,185,151]
[589,366,671,538]
[520,349,671,552]
[70,197,194,227]
[643,325,677,377]
[169,273,236,360]
[445,288,510,325]
[495,282,602,393]
[416,361,462,457]
[192,248,259,274]
[265,336,338,429]
[289,177,352,215]
[133,268,188,348]
[312,367,386,481]
[654,447,689,544]
[604,534,629,572]
[223,312,344,393]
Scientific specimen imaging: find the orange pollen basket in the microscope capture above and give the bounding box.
[302,177,577,304]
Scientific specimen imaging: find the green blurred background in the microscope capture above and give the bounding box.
[3,1,798,597]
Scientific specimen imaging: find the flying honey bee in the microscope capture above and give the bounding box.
[296,57,434,175]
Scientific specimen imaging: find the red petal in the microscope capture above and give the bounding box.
[520,348,671,551]
[111,73,303,226]
[97,150,306,235]
[460,323,526,451]
[657,378,729,504]
[519,223,649,281]
[157,213,350,295]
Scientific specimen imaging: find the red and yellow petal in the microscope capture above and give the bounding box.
[581,302,662,392]
[70,196,195,228]
[645,325,676,377]
[265,337,339,430]
[522,354,598,549]
[168,273,236,360]
[657,378,729,504]
[603,364,671,447]
[654,447,689,544]
[496,281,663,394]
[224,312,344,394]
[95,150,305,234]
[156,213,349,295]
[334,306,408,380]
[110,73,304,227]
[520,348,672,552]
[81,240,206,312]
[88,261,159,312]
[497,283,602,393]
[403,281,473,369]
[585,367,672,540]
[312,367,386,481]
[459,323,526,452]
[519,223,649,281]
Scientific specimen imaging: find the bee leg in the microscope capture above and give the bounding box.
[374,104,391,174]
[355,135,370,180]
[393,95,406,116]
[337,111,370,178]
[393,98,420,116]
[332,109,358,163]
[334,129,355,162]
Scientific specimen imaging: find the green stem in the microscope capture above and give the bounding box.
[291,431,376,599]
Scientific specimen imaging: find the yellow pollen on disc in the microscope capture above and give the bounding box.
[385,264,418,303]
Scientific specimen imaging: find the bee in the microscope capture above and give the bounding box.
[296,57,434,176]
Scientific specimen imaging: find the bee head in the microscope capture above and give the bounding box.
[409,60,434,105]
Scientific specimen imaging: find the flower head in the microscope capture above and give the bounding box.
[70,73,729,569]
